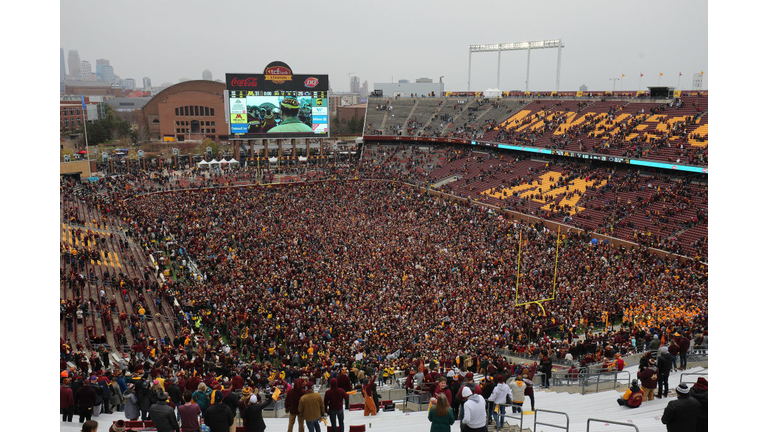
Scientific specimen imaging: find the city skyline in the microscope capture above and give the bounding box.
[60,0,708,93]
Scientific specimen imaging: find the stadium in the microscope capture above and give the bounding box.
[59,83,710,432]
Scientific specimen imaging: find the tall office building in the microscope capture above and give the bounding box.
[202,70,212,80]
[350,76,360,94]
[143,77,152,90]
[60,48,66,92]
[95,59,109,81]
[67,50,81,79]
[123,78,136,90]
[361,81,368,98]
[80,61,95,81]
[100,65,116,83]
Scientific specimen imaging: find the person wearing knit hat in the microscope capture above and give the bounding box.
[662,382,702,431]
[617,379,643,408]
[108,419,126,432]
[689,378,708,432]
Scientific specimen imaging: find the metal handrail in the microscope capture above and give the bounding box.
[494,403,522,432]
[533,409,569,432]
[679,371,708,384]
[586,418,639,431]
[580,370,632,395]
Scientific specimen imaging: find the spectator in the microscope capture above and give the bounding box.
[123,383,139,421]
[178,390,202,432]
[148,392,180,432]
[61,377,75,422]
[509,376,526,414]
[193,383,211,415]
[657,346,674,398]
[488,374,512,428]
[617,379,643,408]
[285,378,306,432]
[637,359,659,402]
[459,386,487,432]
[298,385,325,432]
[361,379,377,416]
[81,420,99,432]
[109,419,126,432]
[203,391,234,432]
[323,378,348,432]
[428,393,455,432]
[75,377,98,423]
[661,383,701,432]
[689,378,708,432]
[243,393,273,432]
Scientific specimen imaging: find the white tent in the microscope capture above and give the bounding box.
[298,156,308,163]
[197,160,209,167]
[484,88,502,98]
[227,158,239,165]
[268,157,278,164]
[208,159,221,168]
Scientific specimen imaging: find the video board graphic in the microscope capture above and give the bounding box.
[226,62,329,138]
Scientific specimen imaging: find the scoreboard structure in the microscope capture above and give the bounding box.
[226,61,329,139]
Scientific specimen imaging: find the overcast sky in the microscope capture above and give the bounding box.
[60,0,708,92]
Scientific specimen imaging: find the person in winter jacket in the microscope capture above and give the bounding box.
[521,371,536,411]
[689,378,708,432]
[431,377,452,407]
[649,334,661,357]
[617,379,643,408]
[657,346,674,398]
[123,383,140,421]
[661,383,701,432]
[488,375,512,429]
[243,394,273,432]
[459,386,487,432]
[509,375,526,414]
[204,391,235,432]
[61,378,75,422]
[324,378,348,432]
[138,380,155,421]
[192,383,211,415]
[539,354,553,388]
[75,377,98,423]
[637,358,659,401]
[285,378,306,432]
[148,392,180,432]
[109,378,124,414]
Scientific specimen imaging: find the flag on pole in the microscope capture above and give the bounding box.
[621,74,625,77]
[640,73,644,77]
[80,95,86,110]
[700,71,705,75]
[659,73,664,76]
[679,72,682,77]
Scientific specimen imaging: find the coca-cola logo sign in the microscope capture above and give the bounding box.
[304,77,319,88]
[230,77,258,88]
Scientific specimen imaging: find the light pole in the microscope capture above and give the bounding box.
[609,78,620,92]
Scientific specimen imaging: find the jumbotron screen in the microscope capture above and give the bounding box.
[226,62,329,139]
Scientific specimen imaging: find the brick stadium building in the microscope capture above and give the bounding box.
[138,80,228,141]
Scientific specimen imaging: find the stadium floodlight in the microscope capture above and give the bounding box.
[467,39,564,92]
